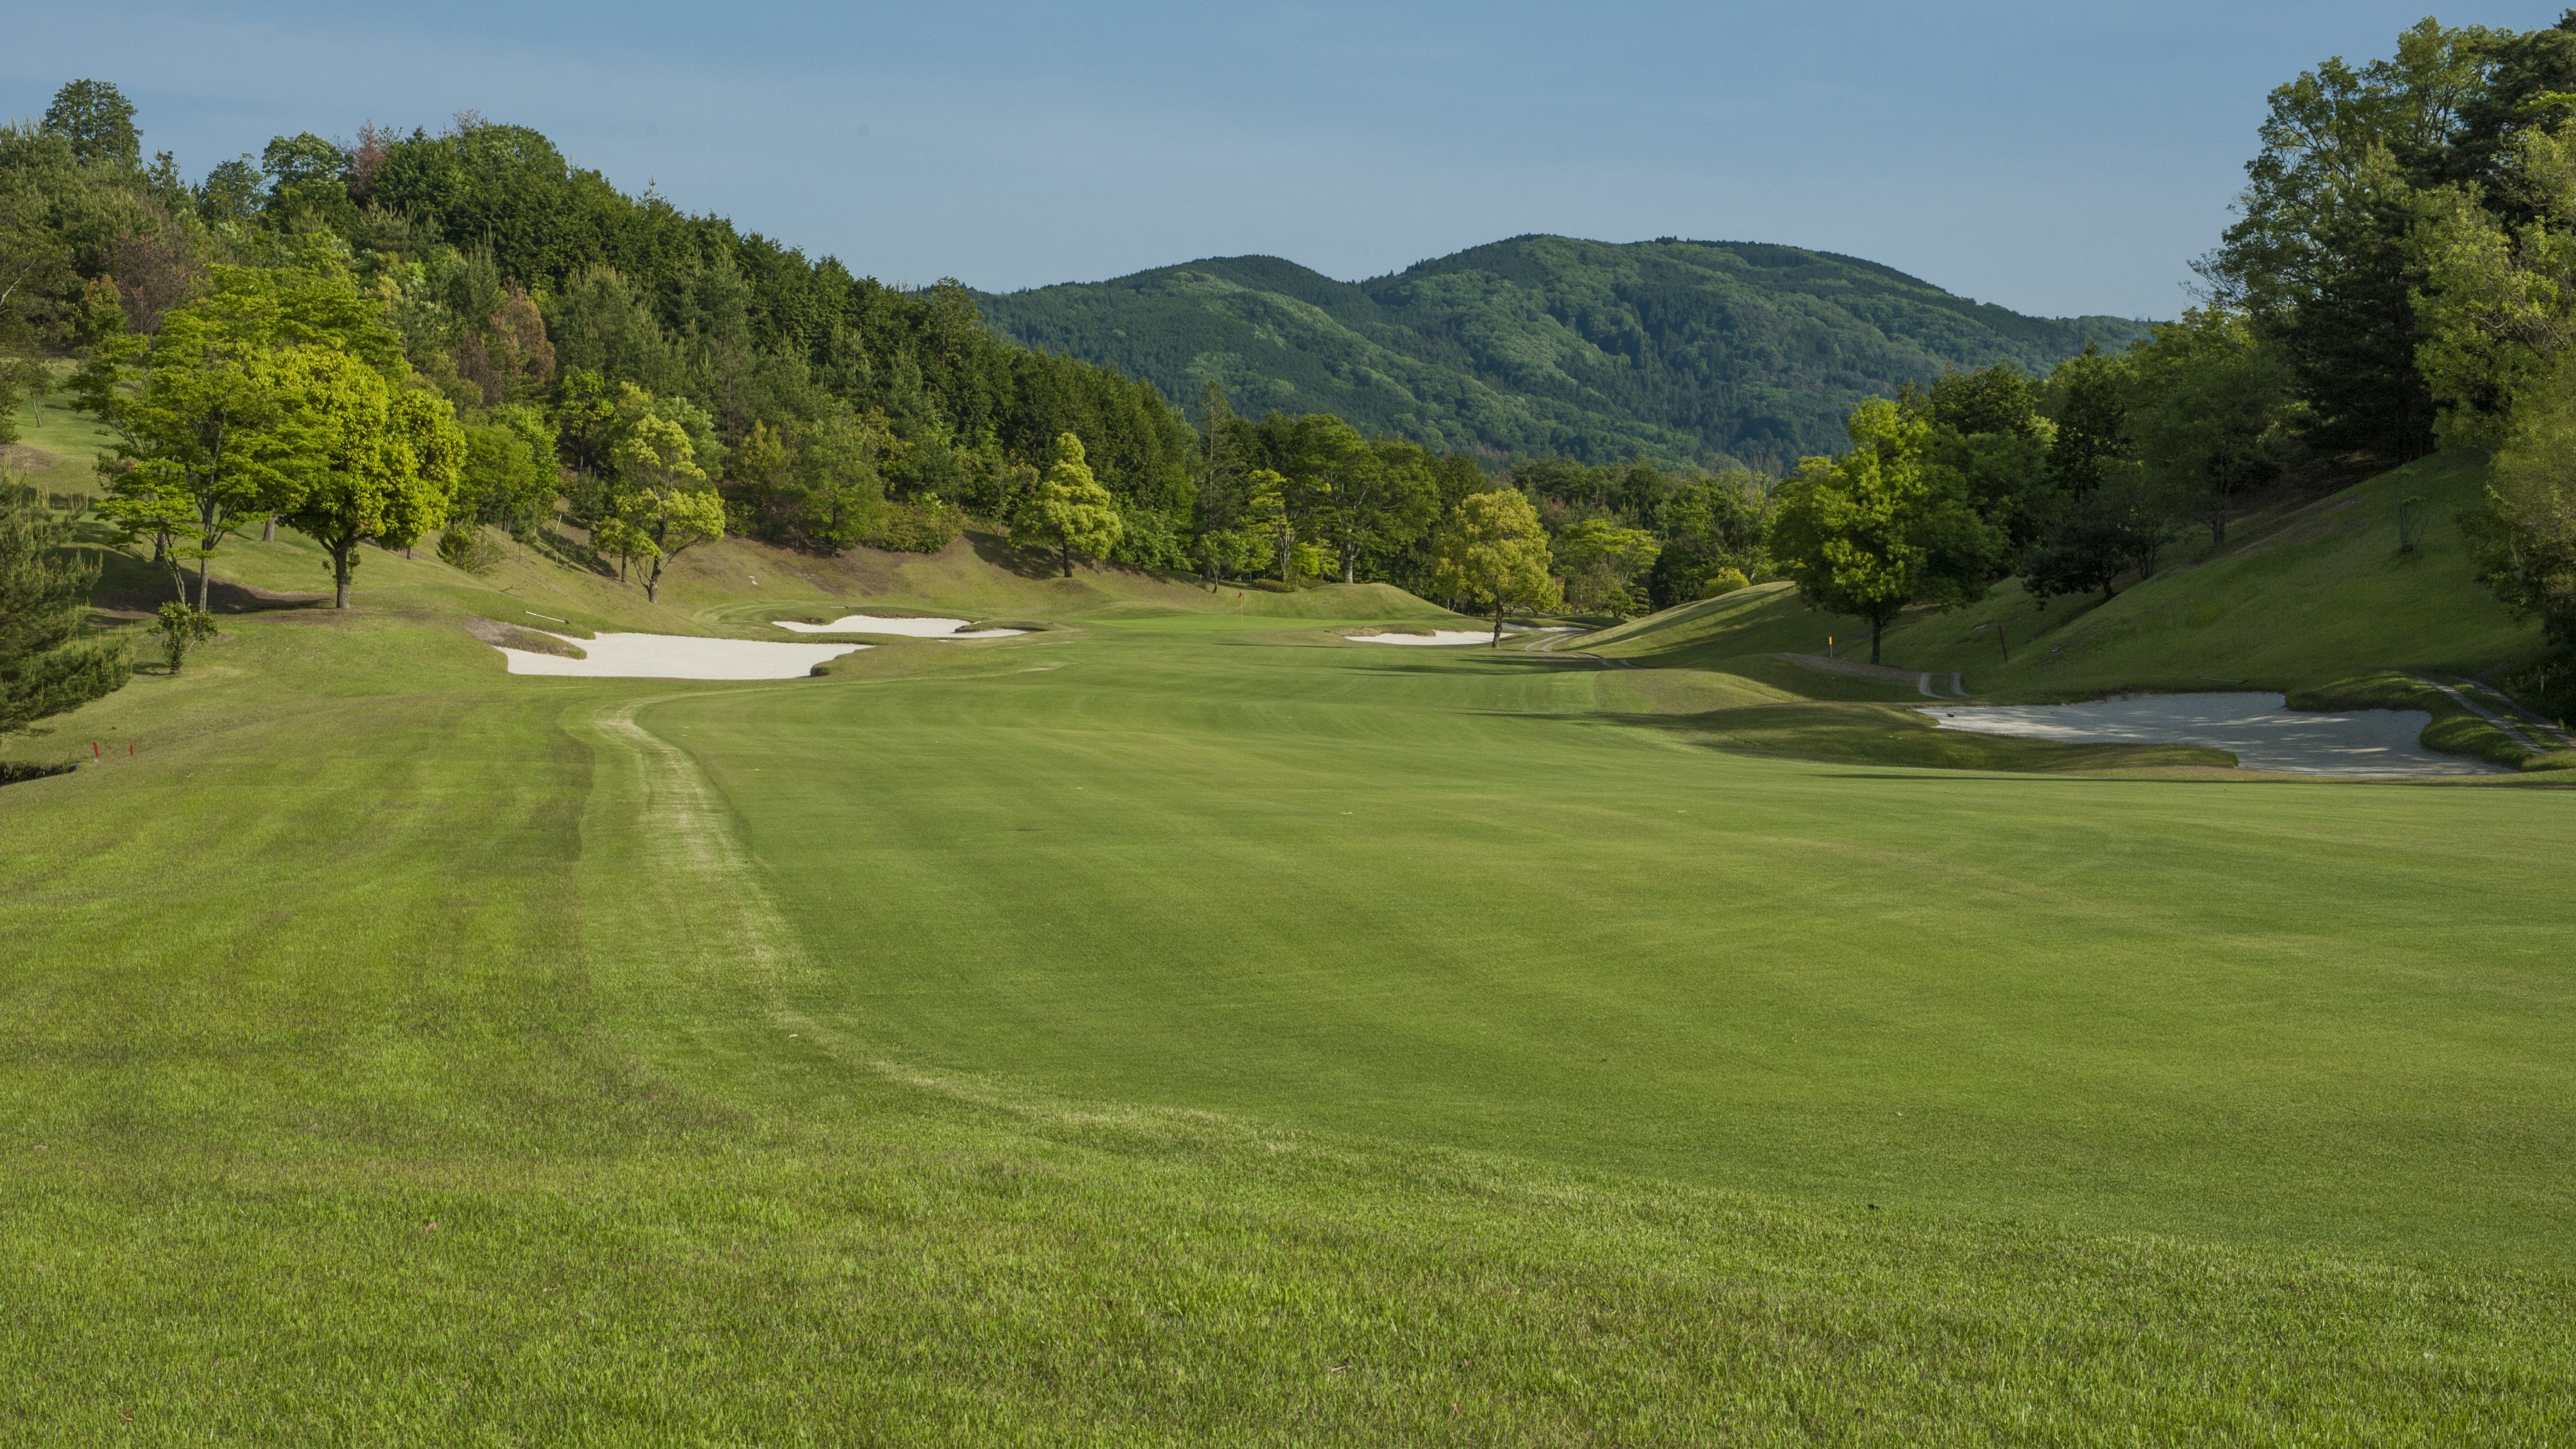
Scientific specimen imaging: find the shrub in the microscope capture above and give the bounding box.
[1700,567,1750,598]
[864,502,964,554]
[438,525,508,575]
[153,602,217,675]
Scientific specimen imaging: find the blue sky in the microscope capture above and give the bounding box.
[5,3,2563,319]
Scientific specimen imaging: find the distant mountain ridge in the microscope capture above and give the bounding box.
[974,235,2154,471]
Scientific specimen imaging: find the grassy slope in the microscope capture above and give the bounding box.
[1878,452,2542,694]
[4,511,2574,1440]
[1599,452,2543,695]
[1589,454,2556,767]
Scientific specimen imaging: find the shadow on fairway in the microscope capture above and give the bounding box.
[1592,702,2237,774]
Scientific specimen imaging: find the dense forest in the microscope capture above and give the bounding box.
[1,87,1198,572]
[976,238,2152,472]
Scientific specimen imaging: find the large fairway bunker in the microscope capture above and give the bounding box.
[1346,627,1568,646]
[495,632,870,679]
[1918,691,2503,776]
[773,615,1028,638]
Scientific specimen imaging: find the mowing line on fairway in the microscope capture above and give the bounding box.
[593,697,804,1007]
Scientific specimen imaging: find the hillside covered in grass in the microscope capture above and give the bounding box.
[975,236,2153,470]
[1581,450,2576,769]
[1599,452,2540,688]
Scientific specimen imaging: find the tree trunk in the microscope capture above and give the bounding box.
[1343,544,1355,585]
[332,542,353,609]
[646,558,663,603]
[1491,605,1505,648]
[195,554,211,612]
[1869,616,1884,665]
[263,515,276,542]
[1060,541,1073,579]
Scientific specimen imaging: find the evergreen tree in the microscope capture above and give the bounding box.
[0,483,128,738]
[1011,433,1123,578]
[39,80,139,169]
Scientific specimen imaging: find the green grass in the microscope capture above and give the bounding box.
[1600,453,2544,701]
[1582,455,2560,769]
[5,509,2575,1442]
[5,385,119,498]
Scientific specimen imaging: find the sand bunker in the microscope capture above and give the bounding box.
[1920,692,2503,777]
[773,615,1027,638]
[1348,628,1552,646]
[496,632,869,680]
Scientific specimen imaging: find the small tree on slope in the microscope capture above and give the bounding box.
[1012,433,1123,578]
[0,484,129,739]
[273,350,464,609]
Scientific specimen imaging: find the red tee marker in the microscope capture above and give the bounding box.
[92,741,99,759]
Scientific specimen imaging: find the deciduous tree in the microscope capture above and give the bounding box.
[610,412,724,603]
[2466,350,2576,651]
[272,350,464,608]
[1431,490,1560,646]
[1556,519,1661,616]
[1769,399,1999,664]
[2126,308,2295,545]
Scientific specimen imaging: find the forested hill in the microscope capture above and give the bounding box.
[975,236,2153,470]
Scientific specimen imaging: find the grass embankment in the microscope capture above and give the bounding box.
[1591,453,2562,769]
[4,510,2574,1439]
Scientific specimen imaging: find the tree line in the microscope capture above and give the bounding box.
[2199,16,2576,712]
[1753,15,2576,685]
[18,18,2576,738]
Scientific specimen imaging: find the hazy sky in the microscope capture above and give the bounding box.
[5,4,2563,320]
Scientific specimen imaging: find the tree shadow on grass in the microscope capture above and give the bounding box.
[87,548,327,617]
[1557,701,2238,775]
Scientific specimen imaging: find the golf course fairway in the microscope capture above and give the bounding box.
[4,581,2572,1442]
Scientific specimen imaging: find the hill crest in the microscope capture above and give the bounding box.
[977,234,2152,470]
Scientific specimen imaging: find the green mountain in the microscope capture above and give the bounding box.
[974,235,2154,471]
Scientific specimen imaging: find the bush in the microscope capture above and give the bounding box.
[1700,567,1750,598]
[863,502,964,554]
[438,525,508,575]
[154,602,217,675]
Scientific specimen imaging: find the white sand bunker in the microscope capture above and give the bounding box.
[497,633,869,680]
[773,615,1027,638]
[1919,692,2503,777]
[1348,628,1556,646]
